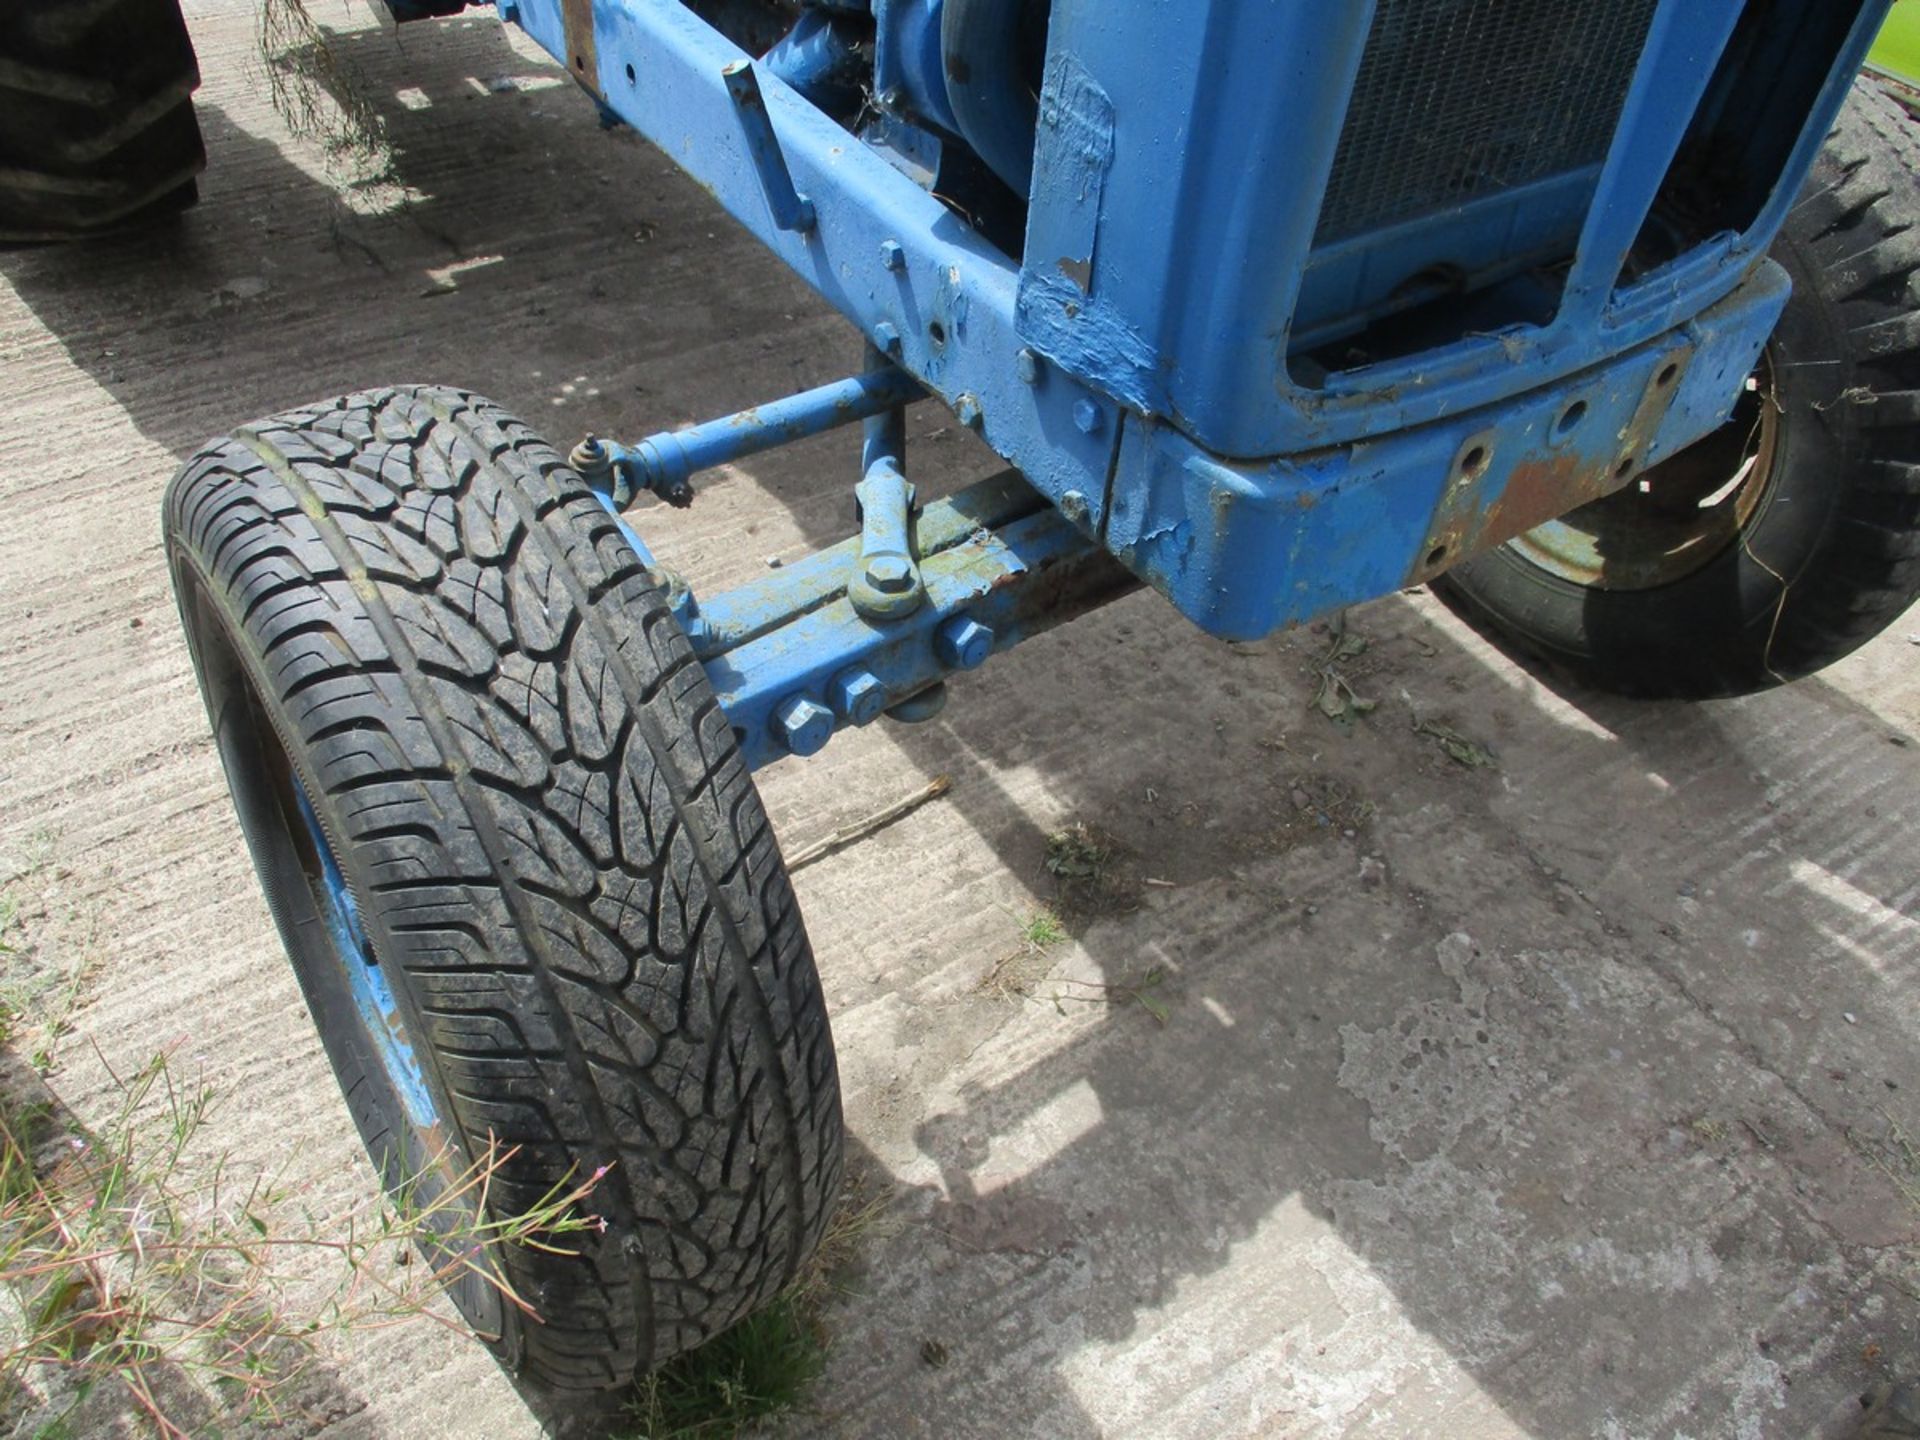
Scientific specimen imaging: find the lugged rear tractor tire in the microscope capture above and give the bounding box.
[0,0,206,240]
[1435,80,1920,699]
[164,386,844,1388]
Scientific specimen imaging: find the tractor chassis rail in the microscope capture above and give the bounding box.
[598,467,1136,770]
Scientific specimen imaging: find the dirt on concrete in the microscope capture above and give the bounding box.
[2,4,1918,1436]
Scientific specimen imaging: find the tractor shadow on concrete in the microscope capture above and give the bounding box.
[5,11,1918,1439]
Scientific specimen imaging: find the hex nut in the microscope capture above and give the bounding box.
[829,669,887,726]
[773,695,835,756]
[934,615,993,671]
[864,554,914,592]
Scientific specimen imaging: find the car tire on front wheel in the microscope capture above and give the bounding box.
[165,385,844,1389]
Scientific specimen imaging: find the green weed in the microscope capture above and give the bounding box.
[622,1176,888,1439]
[1021,911,1067,950]
[0,1050,609,1436]
[0,977,606,1440]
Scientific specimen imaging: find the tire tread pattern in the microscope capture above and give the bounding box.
[0,0,204,239]
[164,387,843,1389]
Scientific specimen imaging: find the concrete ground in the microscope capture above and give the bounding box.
[3,4,1918,1436]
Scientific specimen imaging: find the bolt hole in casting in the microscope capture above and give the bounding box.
[1510,357,1778,590]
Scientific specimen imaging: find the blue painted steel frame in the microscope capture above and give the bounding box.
[696,471,1135,769]
[498,0,1886,657]
[1017,0,1888,454]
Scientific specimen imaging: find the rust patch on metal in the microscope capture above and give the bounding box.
[562,0,599,95]
[1487,451,1588,537]
[1407,427,1498,584]
[1617,346,1694,471]
[1405,346,1696,586]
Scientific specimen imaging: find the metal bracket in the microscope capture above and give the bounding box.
[849,458,924,619]
[1406,343,1698,586]
[689,469,1136,768]
[559,0,598,91]
[721,60,816,233]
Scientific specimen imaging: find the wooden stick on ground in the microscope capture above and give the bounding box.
[786,775,953,872]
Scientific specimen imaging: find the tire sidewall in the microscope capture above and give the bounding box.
[169,547,519,1361]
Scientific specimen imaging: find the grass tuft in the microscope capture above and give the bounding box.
[0,846,609,1437]
[625,1294,825,1440]
[622,1174,888,1439]
[1021,910,1067,950]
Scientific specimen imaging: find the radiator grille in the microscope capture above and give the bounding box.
[1314,0,1661,245]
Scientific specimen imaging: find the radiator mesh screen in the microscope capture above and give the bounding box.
[1315,0,1661,244]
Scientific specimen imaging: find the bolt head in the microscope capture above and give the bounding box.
[879,239,906,272]
[864,555,913,593]
[773,695,835,757]
[935,615,993,671]
[955,393,984,430]
[1072,398,1103,435]
[1015,349,1040,385]
[679,614,713,651]
[873,321,902,356]
[1058,489,1090,524]
[829,670,887,726]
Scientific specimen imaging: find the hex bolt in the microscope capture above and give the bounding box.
[828,669,887,726]
[1015,349,1040,385]
[879,239,906,272]
[1058,489,1090,526]
[955,393,984,430]
[1072,398,1103,435]
[934,614,994,671]
[864,553,914,593]
[773,695,835,757]
[873,320,902,356]
[678,613,714,651]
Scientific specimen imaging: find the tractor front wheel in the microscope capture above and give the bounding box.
[164,386,844,1388]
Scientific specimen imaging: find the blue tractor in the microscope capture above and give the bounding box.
[14,0,1916,1392]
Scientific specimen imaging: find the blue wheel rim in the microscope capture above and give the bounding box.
[288,782,443,1133]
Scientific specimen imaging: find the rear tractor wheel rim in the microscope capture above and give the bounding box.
[1506,351,1780,591]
